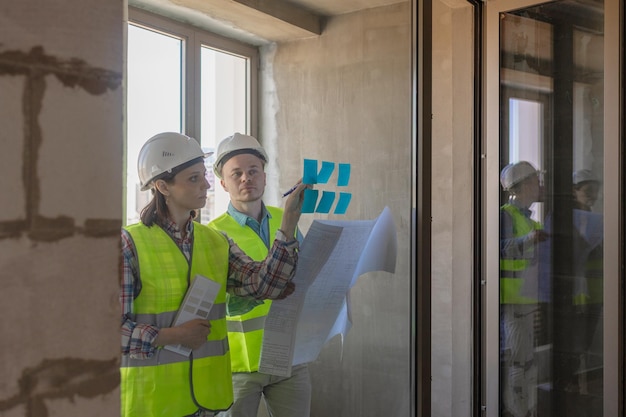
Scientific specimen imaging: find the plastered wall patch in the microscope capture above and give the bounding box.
[0,46,122,241]
[0,357,119,416]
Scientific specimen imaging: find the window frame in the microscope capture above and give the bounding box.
[125,7,259,225]
[128,7,259,139]
[483,0,623,415]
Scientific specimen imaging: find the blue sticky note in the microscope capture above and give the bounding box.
[317,161,335,184]
[334,192,352,214]
[303,159,318,184]
[301,189,318,213]
[337,163,351,186]
[315,191,335,213]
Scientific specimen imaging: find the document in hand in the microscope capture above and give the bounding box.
[259,207,398,377]
[164,274,221,356]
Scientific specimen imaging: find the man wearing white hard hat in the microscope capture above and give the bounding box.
[499,161,548,417]
[572,169,601,212]
[120,132,309,417]
[209,132,311,417]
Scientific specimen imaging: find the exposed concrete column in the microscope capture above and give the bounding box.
[0,0,124,415]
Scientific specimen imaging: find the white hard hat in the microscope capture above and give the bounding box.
[213,133,268,179]
[573,169,600,185]
[137,132,211,191]
[500,161,538,191]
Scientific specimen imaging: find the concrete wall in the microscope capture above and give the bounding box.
[0,1,123,416]
[260,3,413,416]
[431,1,474,416]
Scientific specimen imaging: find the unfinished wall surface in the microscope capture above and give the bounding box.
[0,1,124,416]
[431,1,474,416]
[261,3,412,416]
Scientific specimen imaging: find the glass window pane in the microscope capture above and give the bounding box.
[498,2,604,416]
[126,24,183,225]
[199,47,249,223]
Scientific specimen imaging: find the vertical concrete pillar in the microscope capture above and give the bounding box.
[0,1,124,415]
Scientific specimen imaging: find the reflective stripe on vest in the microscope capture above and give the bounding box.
[227,315,267,333]
[500,204,541,304]
[121,223,233,416]
[121,338,229,367]
[209,206,283,372]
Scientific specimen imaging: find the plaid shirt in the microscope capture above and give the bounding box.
[120,216,298,359]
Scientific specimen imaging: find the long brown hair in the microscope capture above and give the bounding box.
[139,157,204,226]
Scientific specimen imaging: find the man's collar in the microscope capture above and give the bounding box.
[227,202,271,226]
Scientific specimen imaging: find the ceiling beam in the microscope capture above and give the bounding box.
[169,0,323,41]
[232,0,323,35]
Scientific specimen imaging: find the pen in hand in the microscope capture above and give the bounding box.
[282,184,300,198]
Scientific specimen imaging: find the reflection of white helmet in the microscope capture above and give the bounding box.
[500,161,538,191]
[138,132,211,191]
[573,169,600,185]
[213,133,268,179]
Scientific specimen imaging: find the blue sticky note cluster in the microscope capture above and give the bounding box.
[301,159,352,214]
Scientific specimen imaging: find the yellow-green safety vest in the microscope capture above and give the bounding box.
[121,222,233,417]
[574,243,603,305]
[500,204,542,304]
[209,206,282,372]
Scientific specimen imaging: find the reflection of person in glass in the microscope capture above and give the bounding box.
[566,169,603,394]
[573,169,601,212]
[499,161,548,417]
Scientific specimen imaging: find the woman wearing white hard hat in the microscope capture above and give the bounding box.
[120,132,309,417]
[499,161,548,417]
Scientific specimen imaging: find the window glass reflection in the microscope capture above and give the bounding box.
[126,24,183,226]
[199,47,248,223]
[498,1,604,415]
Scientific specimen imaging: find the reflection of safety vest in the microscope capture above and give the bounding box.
[121,223,233,417]
[210,206,283,372]
[574,244,603,305]
[500,204,542,304]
